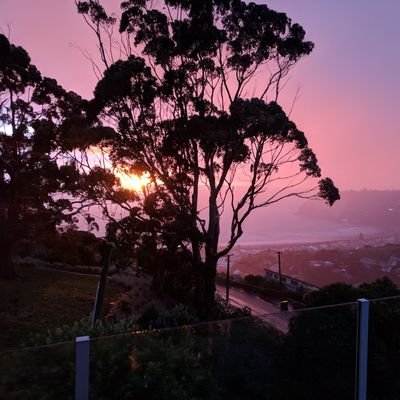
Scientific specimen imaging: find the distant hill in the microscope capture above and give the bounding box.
[298,190,400,234]
[87,190,400,245]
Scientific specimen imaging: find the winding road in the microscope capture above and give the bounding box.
[216,284,292,332]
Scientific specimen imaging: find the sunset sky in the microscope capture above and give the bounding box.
[1,0,399,191]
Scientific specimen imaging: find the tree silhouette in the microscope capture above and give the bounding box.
[77,0,340,315]
[0,34,105,278]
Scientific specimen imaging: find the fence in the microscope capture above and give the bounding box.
[1,297,400,400]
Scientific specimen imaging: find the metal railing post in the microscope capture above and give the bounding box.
[75,336,90,400]
[356,298,369,400]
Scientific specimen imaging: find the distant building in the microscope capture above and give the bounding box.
[360,257,378,268]
[310,261,322,268]
[233,269,241,279]
[387,256,400,268]
[264,268,320,293]
[380,256,400,273]
[324,261,335,267]
[309,260,334,268]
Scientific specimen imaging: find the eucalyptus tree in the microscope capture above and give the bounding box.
[77,0,339,314]
[0,33,113,278]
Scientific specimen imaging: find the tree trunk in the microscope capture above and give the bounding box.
[0,175,17,279]
[194,258,217,318]
[92,242,113,325]
[193,190,220,318]
[0,235,16,279]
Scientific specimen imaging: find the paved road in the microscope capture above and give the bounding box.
[38,266,292,332]
[216,284,292,333]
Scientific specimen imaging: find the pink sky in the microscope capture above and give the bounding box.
[1,0,400,191]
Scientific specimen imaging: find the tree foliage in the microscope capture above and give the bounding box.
[77,0,340,314]
[0,33,117,278]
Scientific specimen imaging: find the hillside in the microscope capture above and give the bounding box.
[228,236,400,288]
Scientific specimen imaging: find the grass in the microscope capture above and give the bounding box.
[0,267,125,351]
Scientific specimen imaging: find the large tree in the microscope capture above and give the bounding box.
[0,33,110,278]
[77,0,340,315]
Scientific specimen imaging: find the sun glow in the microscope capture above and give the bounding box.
[117,172,151,192]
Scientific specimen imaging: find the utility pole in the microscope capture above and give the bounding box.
[277,251,282,292]
[92,241,115,327]
[226,254,233,303]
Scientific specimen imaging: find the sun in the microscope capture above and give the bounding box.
[117,171,151,192]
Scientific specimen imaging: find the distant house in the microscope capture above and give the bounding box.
[310,260,334,268]
[264,268,320,293]
[360,257,378,269]
[233,269,241,279]
[380,256,400,273]
[310,261,322,268]
[387,255,400,267]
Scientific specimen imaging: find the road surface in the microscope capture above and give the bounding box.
[216,284,292,332]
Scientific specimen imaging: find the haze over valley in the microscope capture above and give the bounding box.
[216,190,400,288]
[218,189,400,245]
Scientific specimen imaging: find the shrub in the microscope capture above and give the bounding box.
[24,315,137,347]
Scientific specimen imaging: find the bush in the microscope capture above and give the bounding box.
[137,302,199,329]
[90,331,211,400]
[214,295,252,319]
[24,315,137,347]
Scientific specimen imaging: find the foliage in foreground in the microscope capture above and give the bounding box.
[2,278,400,399]
[24,316,136,347]
[1,315,281,400]
[273,277,400,400]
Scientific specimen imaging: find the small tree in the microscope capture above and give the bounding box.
[77,0,339,315]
